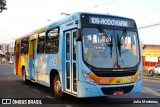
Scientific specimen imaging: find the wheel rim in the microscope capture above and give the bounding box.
[54,78,62,95]
[55,80,61,94]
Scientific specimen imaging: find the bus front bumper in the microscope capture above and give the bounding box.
[77,80,142,98]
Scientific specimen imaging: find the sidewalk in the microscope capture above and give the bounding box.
[142,70,160,82]
[142,71,148,75]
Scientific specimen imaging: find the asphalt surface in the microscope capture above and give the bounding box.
[0,64,160,107]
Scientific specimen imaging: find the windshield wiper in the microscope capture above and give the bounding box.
[97,26,113,57]
[117,28,127,57]
[107,35,113,57]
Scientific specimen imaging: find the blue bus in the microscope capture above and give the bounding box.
[14,12,142,98]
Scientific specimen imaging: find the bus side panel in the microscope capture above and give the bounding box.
[14,42,22,77]
[26,39,36,80]
[20,55,29,76]
[34,54,61,87]
[15,42,29,77]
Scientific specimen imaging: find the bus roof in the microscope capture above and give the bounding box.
[46,12,135,31]
[16,12,136,41]
[15,26,46,41]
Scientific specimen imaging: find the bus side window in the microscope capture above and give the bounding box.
[21,38,29,55]
[45,27,59,54]
[37,32,45,54]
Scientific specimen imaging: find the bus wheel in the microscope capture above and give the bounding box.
[53,74,63,98]
[22,68,29,84]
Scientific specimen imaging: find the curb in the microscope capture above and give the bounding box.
[142,76,160,82]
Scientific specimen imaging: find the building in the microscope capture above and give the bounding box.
[142,44,160,71]
[0,43,11,55]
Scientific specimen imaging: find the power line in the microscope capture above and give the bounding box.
[94,0,119,8]
[138,23,160,29]
[84,1,160,30]
[83,0,119,12]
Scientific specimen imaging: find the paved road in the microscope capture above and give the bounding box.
[0,64,159,107]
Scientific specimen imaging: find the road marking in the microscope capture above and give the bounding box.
[33,89,40,93]
[65,105,72,107]
[24,85,29,87]
[143,87,160,96]
[141,90,148,93]
[155,89,160,92]
[45,95,54,99]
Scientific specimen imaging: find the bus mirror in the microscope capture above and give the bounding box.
[76,29,81,41]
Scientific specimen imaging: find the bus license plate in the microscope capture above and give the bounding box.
[113,91,124,96]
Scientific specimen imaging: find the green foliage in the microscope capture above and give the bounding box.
[0,0,7,13]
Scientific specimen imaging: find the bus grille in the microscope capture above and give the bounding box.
[93,71,136,77]
[101,85,134,95]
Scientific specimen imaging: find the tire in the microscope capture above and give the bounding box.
[149,70,154,77]
[53,74,64,98]
[22,68,30,84]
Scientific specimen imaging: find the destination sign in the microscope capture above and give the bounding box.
[89,16,132,27]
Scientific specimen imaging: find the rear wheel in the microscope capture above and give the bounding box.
[53,74,64,98]
[22,68,30,84]
[149,70,154,77]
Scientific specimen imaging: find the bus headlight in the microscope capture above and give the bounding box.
[83,71,97,85]
[136,73,142,83]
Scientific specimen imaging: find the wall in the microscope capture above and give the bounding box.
[142,45,160,71]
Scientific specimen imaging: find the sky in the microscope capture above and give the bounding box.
[0,0,160,44]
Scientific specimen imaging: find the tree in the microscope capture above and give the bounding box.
[0,0,7,13]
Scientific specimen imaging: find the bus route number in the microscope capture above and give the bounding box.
[49,57,57,67]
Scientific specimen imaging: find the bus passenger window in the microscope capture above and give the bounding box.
[37,32,45,53]
[46,28,59,41]
[21,38,29,55]
[45,27,59,54]
[73,31,76,60]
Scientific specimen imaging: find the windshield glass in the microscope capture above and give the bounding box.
[82,27,140,68]
[115,30,139,68]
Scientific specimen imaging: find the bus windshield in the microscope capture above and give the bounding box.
[82,27,140,68]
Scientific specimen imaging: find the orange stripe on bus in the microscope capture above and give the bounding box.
[89,71,140,85]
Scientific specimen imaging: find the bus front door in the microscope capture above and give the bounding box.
[65,30,77,95]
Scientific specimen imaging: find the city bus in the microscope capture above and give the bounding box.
[14,12,142,98]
